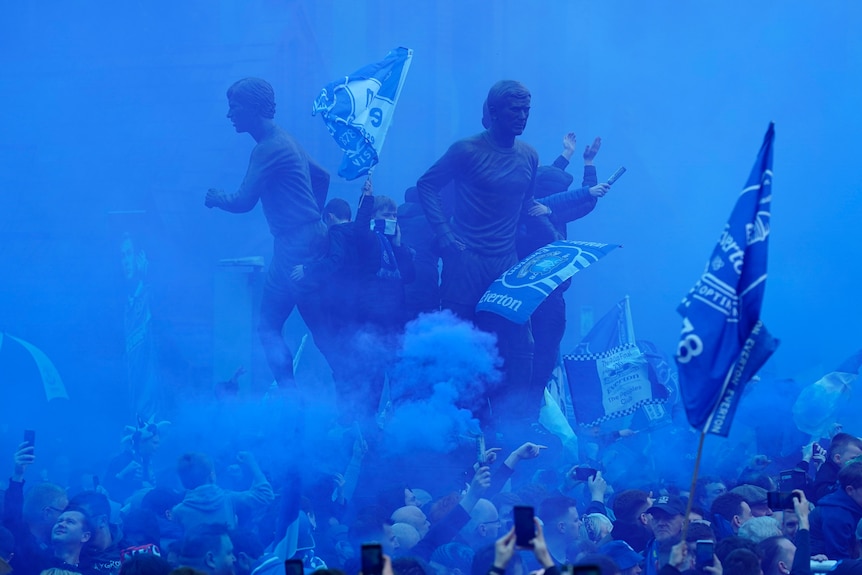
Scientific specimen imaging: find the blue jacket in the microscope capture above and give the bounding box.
[810,488,862,559]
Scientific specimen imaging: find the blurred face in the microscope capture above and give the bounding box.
[382,524,399,556]
[700,483,727,509]
[838,444,862,465]
[42,494,68,527]
[738,502,753,525]
[227,97,256,133]
[782,510,800,540]
[751,503,773,517]
[52,511,91,546]
[650,510,684,542]
[208,534,237,575]
[139,433,160,456]
[559,507,583,543]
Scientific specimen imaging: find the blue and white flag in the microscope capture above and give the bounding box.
[564,298,673,431]
[476,240,618,324]
[676,123,779,436]
[312,47,413,180]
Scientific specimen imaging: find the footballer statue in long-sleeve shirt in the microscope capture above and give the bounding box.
[205,77,330,390]
[416,80,558,427]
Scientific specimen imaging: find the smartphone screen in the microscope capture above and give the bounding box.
[24,429,36,448]
[574,467,598,481]
[696,540,714,571]
[779,469,805,492]
[284,559,304,575]
[513,505,535,548]
[361,544,383,575]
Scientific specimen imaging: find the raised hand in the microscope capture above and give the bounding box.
[562,132,577,160]
[583,137,602,165]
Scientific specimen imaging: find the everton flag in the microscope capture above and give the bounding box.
[676,123,779,436]
[312,47,413,180]
[565,298,673,431]
[476,240,618,324]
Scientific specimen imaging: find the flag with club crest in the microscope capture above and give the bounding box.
[676,122,779,436]
[312,47,412,180]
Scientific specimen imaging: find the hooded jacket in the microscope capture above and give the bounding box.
[810,487,862,559]
[172,478,274,532]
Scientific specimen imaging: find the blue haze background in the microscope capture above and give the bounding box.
[1,2,860,440]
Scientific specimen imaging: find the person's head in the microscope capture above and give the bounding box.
[598,541,642,575]
[695,477,728,511]
[67,490,113,549]
[0,525,15,564]
[350,511,398,556]
[723,548,763,575]
[759,536,796,575]
[22,482,68,537]
[583,513,613,543]
[646,495,686,543]
[122,509,160,548]
[120,233,140,281]
[731,485,772,517]
[129,421,162,457]
[840,460,862,507]
[373,196,398,222]
[323,198,352,227]
[485,80,531,138]
[226,78,276,133]
[711,492,752,534]
[51,510,92,550]
[227,530,264,575]
[180,523,236,575]
[429,542,474,575]
[538,496,582,544]
[391,523,421,553]
[120,553,173,575]
[738,516,782,543]
[574,554,621,575]
[829,433,862,466]
[142,486,184,521]
[177,453,215,490]
[715,536,759,565]
[391,506,430,539]
[613,490,653,525]
[460,499,501,546]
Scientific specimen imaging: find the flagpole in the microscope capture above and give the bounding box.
[679,428,707,543]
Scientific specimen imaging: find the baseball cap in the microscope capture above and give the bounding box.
[647,495,687,516]
[599,540,643,570]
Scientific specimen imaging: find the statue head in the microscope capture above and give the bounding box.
[226,78,276,133]
[484,80,531,136]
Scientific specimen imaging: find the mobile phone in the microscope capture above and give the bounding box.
[92,475,100,490]
[361,543,383,575]
[695,540,714,571]
[476,434,487,465]
[779,469,806,492]
[767,491,798,511]
[573,467,598,481]
[23,430,36,449]
[284,559,304,575]
[606,166,626,186]
[513,505,535,548]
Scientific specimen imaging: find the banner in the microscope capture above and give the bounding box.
[312,47,413,180]
[564,298,672,431]
[676,123,779,436]
[475,240,619,324]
